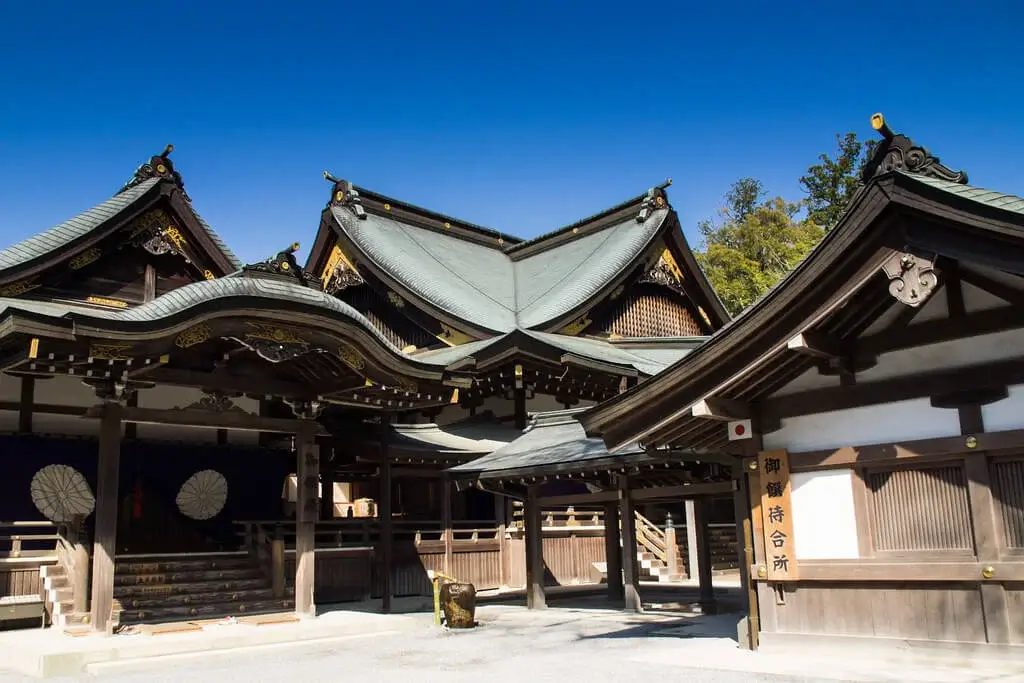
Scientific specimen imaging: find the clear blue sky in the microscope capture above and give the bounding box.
[1,1,1022,265]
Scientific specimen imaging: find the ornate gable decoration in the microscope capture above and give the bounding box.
[636,180,672,223]
[320,245,364,295]
[640,248,686,295]
[862,113,968,185]
[244,242,320,288]
[325,173,368,220]
[118,144,191,201]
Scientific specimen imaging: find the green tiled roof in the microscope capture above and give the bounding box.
[900,172,1024,215]
[0,177,242,274]
[332,206,670,333]
[448,409,643,478]
[0,180,160,271]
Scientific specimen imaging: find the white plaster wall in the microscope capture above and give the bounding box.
[763,398,959,453]
[982,383,1024,433]
[790,469,860,560]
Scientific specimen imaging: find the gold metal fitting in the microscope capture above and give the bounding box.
[982,566,995,579]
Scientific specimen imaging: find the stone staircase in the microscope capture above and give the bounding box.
[112,552,294,627]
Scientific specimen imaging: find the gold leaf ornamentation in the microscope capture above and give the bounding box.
[89,344,132,361]
[244,322,304,345]
[395,377,418,393]
[386,291,404,308]
[0,279,40,297]
[85,296,128,309]
[175,323,213,348]
[203,270,216,280]
[338,342,365,371]
[436,324,474,347]
[164,226,187,250]
[69,247,102,270]
[559,315,592,336]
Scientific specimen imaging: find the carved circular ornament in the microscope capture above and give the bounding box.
[176,470,228,521]
[30,465,95,523]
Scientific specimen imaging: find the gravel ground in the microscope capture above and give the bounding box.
[0,602,1021,683]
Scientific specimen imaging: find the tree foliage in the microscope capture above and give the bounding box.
[799,132,879,230]
[695,179,824,315]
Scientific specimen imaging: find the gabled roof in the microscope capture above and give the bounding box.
[580,114,1024,453]
[312,179,728,337]
[0,147,240,283]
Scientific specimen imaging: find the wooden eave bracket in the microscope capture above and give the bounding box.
[786,332,843,360]
[690,397,750,421]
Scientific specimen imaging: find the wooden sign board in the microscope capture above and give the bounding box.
[758,449,799,581]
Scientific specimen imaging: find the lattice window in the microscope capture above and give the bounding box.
[589,286,703,338]
[866,464,973,553]
[991,459,1024,549]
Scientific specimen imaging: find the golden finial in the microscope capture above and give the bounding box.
[323,170,341,183]
[871,113,894,140]
[288,242,300,253]
[161,144,174,158]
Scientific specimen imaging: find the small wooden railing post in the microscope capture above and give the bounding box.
[271,523,286,599]
[71,516,90,614]
[664,513,680,577]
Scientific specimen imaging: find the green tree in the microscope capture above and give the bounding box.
[696,179,824,315]
[799,132,879,230]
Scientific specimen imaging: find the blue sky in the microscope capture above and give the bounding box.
[1,1,1022,265]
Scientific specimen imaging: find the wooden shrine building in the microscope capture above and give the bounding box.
[0,146,727,633]
[579,114,1024,653]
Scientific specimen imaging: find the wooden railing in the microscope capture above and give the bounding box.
[511,506,605,530]
[634,511,668,564]
[54,517,89,614]
[234,519,500,550]
[0,521,59,559]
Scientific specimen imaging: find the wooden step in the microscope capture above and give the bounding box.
[119,587,290,610]
[114,567,263,587]
[116,556,254,575]
[115,577,269,598]
[117,597,296,626]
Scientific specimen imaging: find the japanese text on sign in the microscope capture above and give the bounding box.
[757,449,798,580]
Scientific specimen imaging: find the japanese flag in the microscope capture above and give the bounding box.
[727,419,752,441]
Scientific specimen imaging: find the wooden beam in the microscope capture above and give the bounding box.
[17,377,33,434]
[959,267,1024,308]
[788,427,1024,472]
[604,502,623,601]
[442,478,453,575]
[379,421,394,613]
[618,476,641,613]
[143,368,311,399]
[81,405,330,435]
[537,480,735,507]
[524,485,546,610]
[771,561,1024,583]
[857,305,1024,356]
[90,402,122,633]
[762,358,1024,421]
[694,497,715,612]
[691,397,750,421]
[786,332,843,360]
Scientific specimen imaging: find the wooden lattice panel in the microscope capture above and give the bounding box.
[588,286,703,338]
[991,458,1024,549]
[866,464,973,553]
[338,285,437,350]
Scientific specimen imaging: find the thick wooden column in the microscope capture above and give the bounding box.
[618,476,642,613]
[294,422,319,618]
[90,400,123,633]
[320,440,335,521]
[733,464,758,650]
[684,499,699,580]
[524,485,546,609]
[379,418,394,613]
[603,502,624,601]
[694,497,716,613]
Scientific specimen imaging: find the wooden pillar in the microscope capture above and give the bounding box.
[733,465,758,650]
[684,499,700,580]
[18,377,33,434]
[603,502,624,601]
[617,476,642,613]
[694,497,716,613]
[442,477,454,575]
[379,419,394,613]
[524,485,546,609]
[495,494,508,588]
[90,400,122,633]
[294,422,319,618]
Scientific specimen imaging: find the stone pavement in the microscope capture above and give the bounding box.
[0,586,1021,681]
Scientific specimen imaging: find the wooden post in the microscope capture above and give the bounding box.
[272,523,286,599]
[664,513,680,578]
[734,465,759,650]
[495,495,507,588]
[442,477,453,575]
[618,476,642,613]
[603,502,624,601]
[294,423,319,618]
[90,400,122,633]
[694,498,716,613]
[379,419,394,613]
[684,499,700,580]
[70,516,89,615]
[524,485,546,609]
